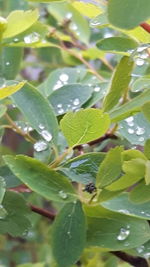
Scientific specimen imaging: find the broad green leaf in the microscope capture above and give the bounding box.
[0,165,21,188]
[123,158,145,178]
[52,201,86,267]
[0,17,7,33]
[145,160,150,185]
[83,82,108,108]
[119,113,150,145]
[144,139,150,159]
[122,149,147,161]
[3,9,39,39]
[96,146,123,188]
[60,108,110,147]
[0,81,25,100]
[0,177,6,204]
[101,193,150,220]
[87,215,150,250]
[0,104,7,118]
[106,173,142,192]
[142,101,150,122]
[38,67,86,97]
[1,47,23,79]
[4,155,77,202]
[48,84,92,115]
[131,77,150,93]
[61,152,105,184]
[129,181,150,204]
[48,2,90,44]
[97,189,122,203]
[72,2,102,18]
[110,89,150,122]
[90,13,109,28]
[0,191,31,236]
[133,240,150,259]
[103,56,134,112]
[11,83,58,143]
[108,0,150,29]
[97,37,138,54]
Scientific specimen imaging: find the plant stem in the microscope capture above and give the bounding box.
[140,22,150,33]
[30,205,56,221]
[49,147,73,169]
[4,113,36,144]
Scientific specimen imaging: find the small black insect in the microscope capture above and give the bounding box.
[83,183,97,194]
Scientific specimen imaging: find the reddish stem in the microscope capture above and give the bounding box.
[140,22,150,33]
[30,205,56,220]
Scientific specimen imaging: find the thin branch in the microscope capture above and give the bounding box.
[9,185,32,193]
[30,205,56,221]
[140,22,150,33]
[112,251,149,267]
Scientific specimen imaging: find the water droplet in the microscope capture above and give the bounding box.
[118,209,130,215]
[14,38,19,43]
[59,73,69,82]
[53,81,63,90]
[136,245,145,253]
[24,32,40,44]
[94,86,100,92]
[34,140,48,152]
[135,58,145,66]
[66,12,72,19]
[70,23,78,31]
[138,136,144,142]
[104,32,113,38]
[39,124,45,130]
[128,128,134,134]
[58,108,64,115]
[6,62,10,66]
[137,44,150,52]
[90,18,101,26]
[128,121,134,127]
[117,228,130,241]
[140,51,149,59]
[144,252,150,259]
[57,103,62,108]
[141,211,145,214]
[68,214,71,217]
[125,116,134,123]
[73,98,80,106]
[59,190,68,199]
[23,126,33,133]
[124,242,129,247]
[136,126,145,135]
[41,130,52,142]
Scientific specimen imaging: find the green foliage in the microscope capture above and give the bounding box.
[0,0,150,266]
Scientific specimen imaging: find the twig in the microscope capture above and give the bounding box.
[140,23,150,33]
[4,113,36,144]
[9,185,32,193]
[30,205,56,221]
[112,251,149,267]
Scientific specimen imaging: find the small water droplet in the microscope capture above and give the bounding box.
[94,86,100,92]
[138,136,144,142]
[23,126,33,133]
[24,32,40,44]
[53,81,63,90]
[6,62,10,66]
[73,98,80,106]
[124,242,129,247]
[144,252,150,259]
[135,58,145,66]
[59,190,68,199]
[41,130,52,142]
[59,73,69,82]
[70,23,78,31]
[58,108,64,114]
[125,116,134,123]
[39,124,45,130]
[34,140,48,152]
[137,44,150,52]
[66,12,72,19]
[136,126,145,135]
[104,32,113,38]
[14,38,19,43]
[128,128,135,134]
[57,103,62,108]
[117,228,130,241]
[136,245,145,253]
[140,51,149,59]
[118,209,130,215]
[68,214,71,217]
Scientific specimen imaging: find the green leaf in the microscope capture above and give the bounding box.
[122,149,147,161]
[96,146,123,188]
[60,108,110,147]
[0,176,6,204]
[0,165,21,188]
[142,101,150,122]
[129,181,150,204]
[83,83,108,108]
[103,56,134,112]
[87,214,150,250]
[97,189,122,203]
[4,155,77,202]
[97,37,138,54]
[0,104,7,118]
[61,152,105,184]
[48,84,92,115]
[145,160,150,185]
[3,9,39,39]
[0,191,31,236]
[0,81,26,100]
[110,89,150,122]
[144,139,150,159]
[90,13,109,28]
[101,193,150,220]
[123,158,145,178]
[108,0,150,29]
[1,47,23,79]
[131,77,150,93]
[119,113,150,145]
[52,201,86,267]
[48,2,90,44]
[0,17,7,33]
[11,83,58,144]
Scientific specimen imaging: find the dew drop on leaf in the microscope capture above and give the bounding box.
[58,190,68,199]
[73,98,80,106]
[34,140,48,152]
[40,130,52,142]
[59,74,69,82]
[117,227,130,241]
[94,86,100,92]
[24,32,40,44]
[136,126,145,135]
[135,58,145,66]
[128,128,134,134]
